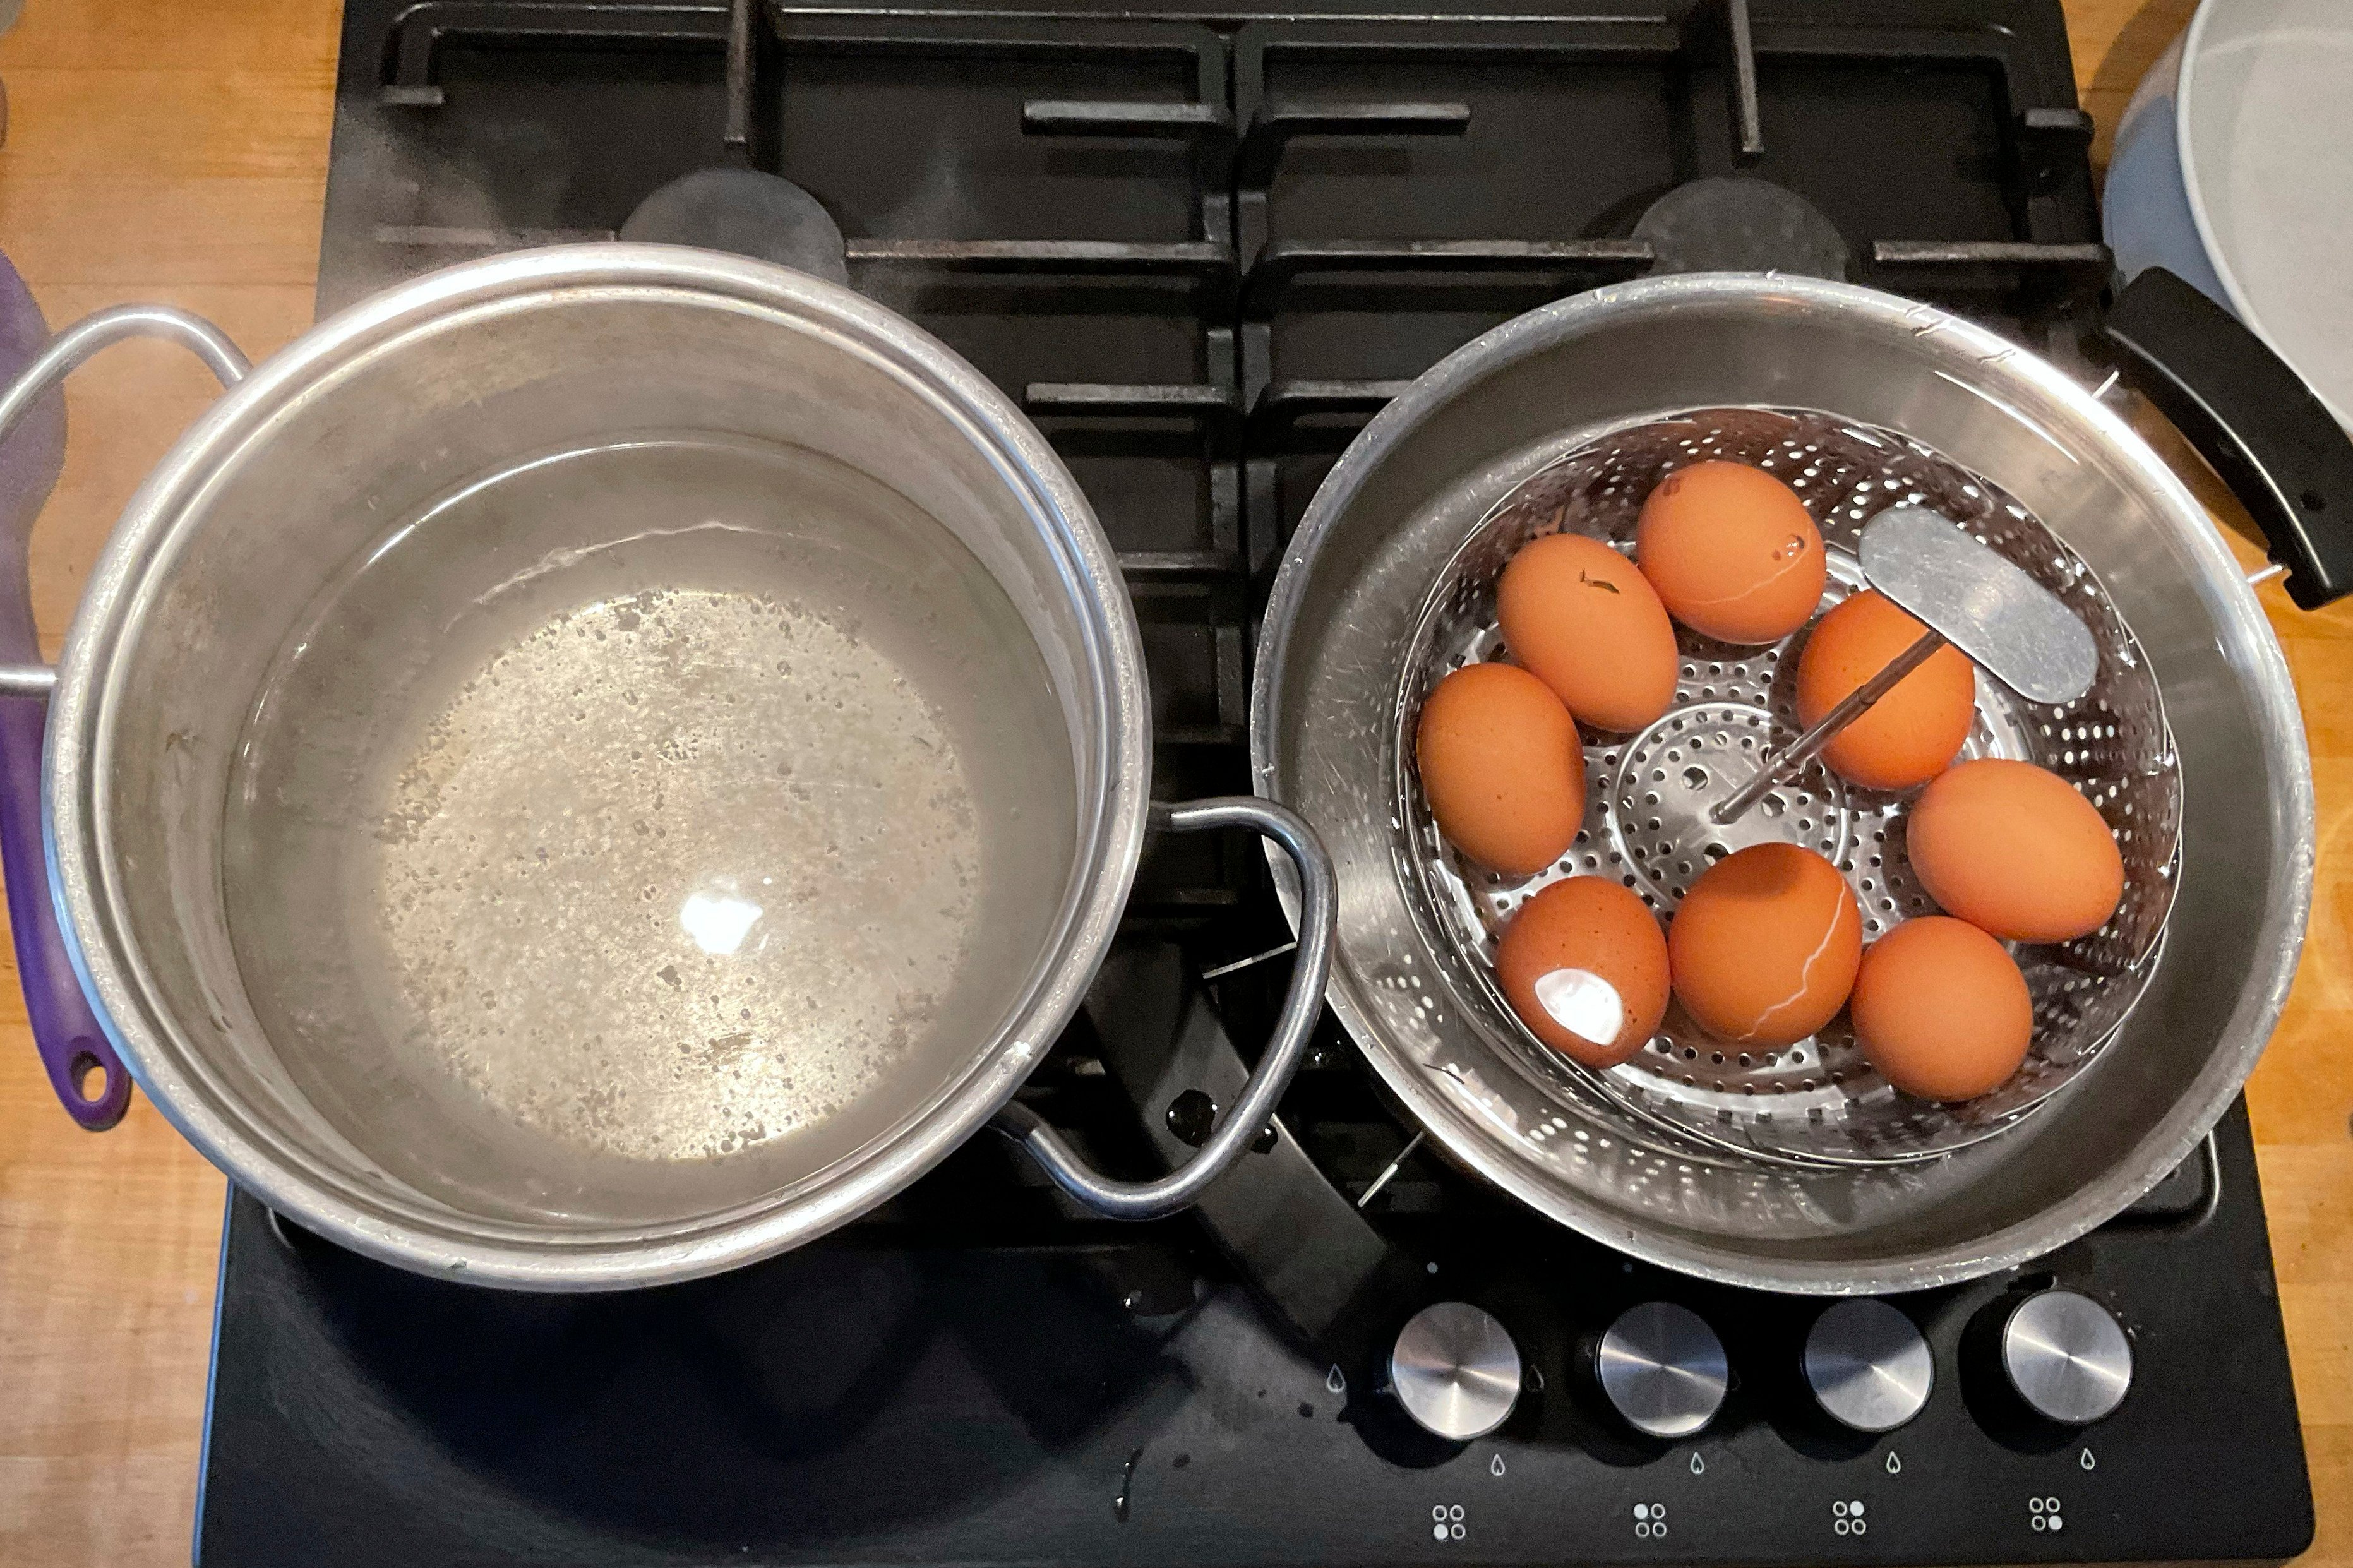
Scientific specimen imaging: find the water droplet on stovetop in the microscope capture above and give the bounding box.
[1115,1445,1144,1523]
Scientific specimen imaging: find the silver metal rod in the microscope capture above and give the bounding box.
[1357,1129,1426,1209]
[1725,0,1764,165]
[1710,627,1948,825]
[1201,939,1298,980]
[2246,561,2287,588]
[0,663,57,696]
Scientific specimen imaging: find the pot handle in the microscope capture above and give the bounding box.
[2099,267,2353,610]
[993,796,1336,1219]
[0,306,248,1129]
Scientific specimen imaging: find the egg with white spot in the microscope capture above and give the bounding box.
[1495,878,1669,1068]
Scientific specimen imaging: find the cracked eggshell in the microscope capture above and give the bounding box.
[1635,460,1826,645]
[1667,842,1862,1048]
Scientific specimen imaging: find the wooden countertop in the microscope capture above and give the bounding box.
[0,1,2342,1563]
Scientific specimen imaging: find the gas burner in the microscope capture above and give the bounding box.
[619,167,850,285]
[1631,176,1852,280]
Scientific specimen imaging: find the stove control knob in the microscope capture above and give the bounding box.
[1804,1298,1934,1433]
[2000,1289,2133,1425]
[1391,1302,1521,1442]
[1596,1302,1728,1439]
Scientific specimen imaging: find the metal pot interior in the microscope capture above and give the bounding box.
[52,248,1147,1285]
[1254,274,2311,1293]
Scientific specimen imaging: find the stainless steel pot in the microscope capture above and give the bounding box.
[1252,270,2349,1294]
[0,245,1334,1288]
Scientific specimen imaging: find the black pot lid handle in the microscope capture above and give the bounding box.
[2100,266,2353,611]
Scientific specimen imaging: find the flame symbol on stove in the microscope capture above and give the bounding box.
[1492,1454,1507,1478]
[1326,1366,1347,1396]
[2080,1448,2097,1471]
[1689,1452,1705,1476]
[1886,1452,1903,1475]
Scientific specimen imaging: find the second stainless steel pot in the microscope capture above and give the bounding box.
[0,244,1334,1288]
[1253,270,2344,1293]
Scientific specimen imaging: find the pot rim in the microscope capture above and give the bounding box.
[1248,270,2314,1294]
[45,244,1154,1290]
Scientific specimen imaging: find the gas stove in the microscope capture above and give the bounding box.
[195,1,2313,1562]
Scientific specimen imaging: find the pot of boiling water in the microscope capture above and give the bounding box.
[0,245,1333,1288]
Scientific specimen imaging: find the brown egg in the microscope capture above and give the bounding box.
[1906,760,2124,942]
[1496,533,1679,733]
[1415,662,1586,877]
[1668,842,1862,1047]
[1497,877,1671,1068]
[1634,460,1826,644]
[1851,916,2034,1101]
[1796,590,1978,790]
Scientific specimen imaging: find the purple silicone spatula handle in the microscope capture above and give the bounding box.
[0,272,246,1129]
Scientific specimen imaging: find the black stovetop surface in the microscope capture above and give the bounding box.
[196,1,2310,1562]
[201,1099,2309,1567]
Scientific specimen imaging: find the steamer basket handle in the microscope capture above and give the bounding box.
[0,303,248,1129]
[993,797,1336,1219]
[2100,267,2353,610]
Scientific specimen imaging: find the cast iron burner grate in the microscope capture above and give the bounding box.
[323,0,2112,937]
[195,2,2311,1564]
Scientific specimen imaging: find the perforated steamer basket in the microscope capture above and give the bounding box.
[1400,406,2179,1170]
[1252,274,2314,1295]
